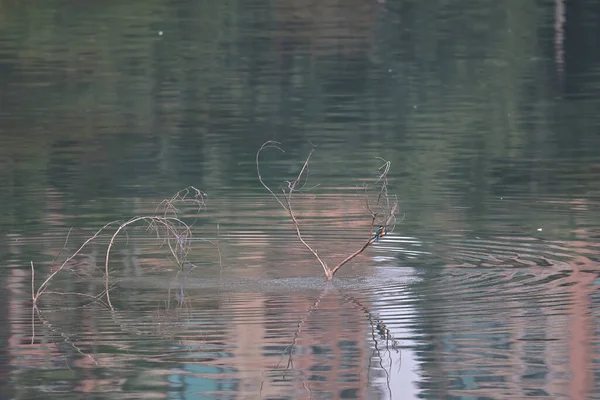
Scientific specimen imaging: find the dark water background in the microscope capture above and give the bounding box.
[1,1,600,399]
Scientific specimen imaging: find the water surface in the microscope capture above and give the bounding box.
[1,1,600,399]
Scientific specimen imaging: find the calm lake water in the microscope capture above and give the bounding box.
[1,1,600,399]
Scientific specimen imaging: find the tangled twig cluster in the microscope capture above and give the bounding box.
[31,186,207,311]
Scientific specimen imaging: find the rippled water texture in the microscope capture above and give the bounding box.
[2,1,600,399]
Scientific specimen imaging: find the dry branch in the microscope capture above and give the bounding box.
[257,141,331,278]
[31,186,207,311]
[103,215,194,309]
[256,141,399,279]
[29,187,215,367]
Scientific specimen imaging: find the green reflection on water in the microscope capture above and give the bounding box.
[1,1,600,399]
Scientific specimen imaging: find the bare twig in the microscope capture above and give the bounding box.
[257,141,332,279]
[31,261,35,301]
[257,142,399,279]
[330,158,398,277]
[156,186,207,218]
[32,221,115,306]
[329,236,379,277]
[104,215,193,309]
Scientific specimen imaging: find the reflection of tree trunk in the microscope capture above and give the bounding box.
[555,0,565,78]
[0,235,14,399]
[566,256,596,400]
